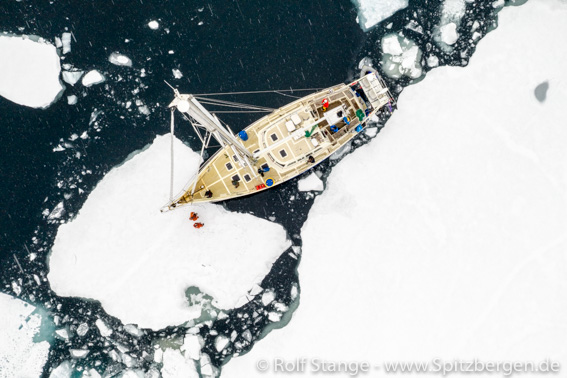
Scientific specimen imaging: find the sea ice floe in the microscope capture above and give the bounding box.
[148,20,160,30]
[82,70,106,87]
[109,52,133,67]
[48,134,290,330]
[160,349,199,378]
[0,293,50,377]
[223,1,567,376]
[380,34,422,79]
[352,0,409,31]
[0,35,64,108]
[297,173,324,192]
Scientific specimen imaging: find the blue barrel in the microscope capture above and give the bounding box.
[355,125,363,133]
[265,178,274,187]
[238,130,249,141]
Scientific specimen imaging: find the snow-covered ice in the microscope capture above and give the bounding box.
[109,52,133,67]
[0,293,50,378]
[48,135,290,330]
[0,35,64,108]
[81,70,105,87]
[224,0,567,376]
[352,0,408,31]
[297,173,324,192]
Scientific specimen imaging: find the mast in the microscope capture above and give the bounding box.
[169,92,254,159]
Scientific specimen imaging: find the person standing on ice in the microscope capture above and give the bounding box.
[189,212,199,221]
[193,222,204,229]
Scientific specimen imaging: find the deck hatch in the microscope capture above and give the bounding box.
[231,174,240,182]
[270,133,278,141]
[279,149,288,158]
[244,174,251,182]
[225,162,233,171]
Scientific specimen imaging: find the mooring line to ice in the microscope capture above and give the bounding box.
[169,108,175,202]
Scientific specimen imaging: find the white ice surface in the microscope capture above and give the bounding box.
[352,0,409,31]
[160,349,199,378]
[297,173,324,192]
[81,70,105,87]
[0,293,50,378]
[0,35,64,108]
[148,20,159,30]
[224,0,567,376]
[48,135,290,330]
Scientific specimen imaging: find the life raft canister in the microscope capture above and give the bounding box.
[322,98,329,108]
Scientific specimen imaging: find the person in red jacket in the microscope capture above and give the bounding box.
[193,222,204,229]
[189,212,199,221]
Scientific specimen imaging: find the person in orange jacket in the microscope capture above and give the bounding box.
[189,212,199,221]
[193,222,204,229]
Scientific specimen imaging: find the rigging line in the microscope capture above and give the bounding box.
[274,90,301,99]
[198,102,274,112]
[193,88,325,96]
[195,97,275,111]
[169,108,175,202]
[211,110,272,113]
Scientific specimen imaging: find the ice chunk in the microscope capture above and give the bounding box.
[434,0,466,50]
[62,70,84,86]
[70,349,89,358]
[261,290,276,306]
[439,22,459,45]
[214,335,230,352]
[182,334,203,360]
[82,70,105,87]
[0,35,64,108]
[172,68,183,79]
[381,34,422,79]
[61,32,72,54]
[382,34,403,55]
[352,0,409,31]
[124,324,144,337]
[224,1,567,376]
[0,293,50,377]
[95,318,112,337]
[297,173,324,192]
[148,20,160,30]
[67,95,78,105]
[48,135,291,330]
[109,52,133,67]
[161,349,199,378]
[48,201,65,220]
[49,360,73,378]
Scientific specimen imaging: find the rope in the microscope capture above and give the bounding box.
[193,88,324,96]
[169,108,175,202]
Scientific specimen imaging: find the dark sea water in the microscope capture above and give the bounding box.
[0,0,509,376]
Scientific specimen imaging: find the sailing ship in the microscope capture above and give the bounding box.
[162,72,395,211]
